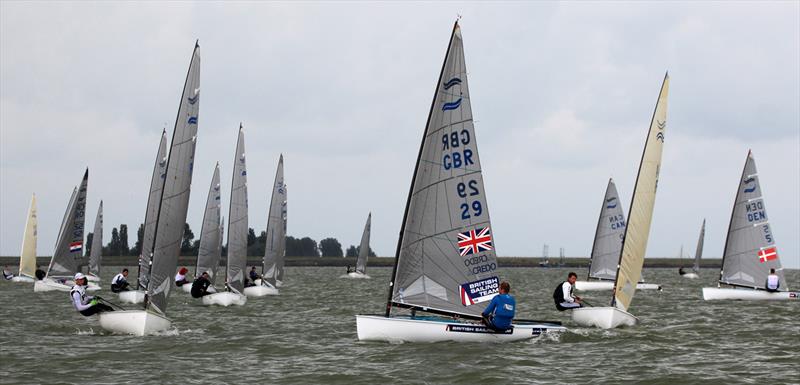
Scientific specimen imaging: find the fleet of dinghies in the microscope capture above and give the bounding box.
[5,22,797,340]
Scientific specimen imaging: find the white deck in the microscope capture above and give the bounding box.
[243,284,279,297]
[575,280,662,291]
[356,315,565,343]
[98,310,171,336]
[202,291,247,306]
[571,307,638,329]
[118,290,146,304]
[702,287,799,301]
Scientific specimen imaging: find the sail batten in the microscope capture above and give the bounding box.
[145,43,201,315]
[612,74,669,311]
[196,163,222,284]
[18,194,38,278]
[226,126,248,293]
[262,155,286,287]
[588,179,626,281]
[718,152,785,290]
[388,22,499,319]
[47,170,88,279]
[138,130,168,290]
[88,201,103,276]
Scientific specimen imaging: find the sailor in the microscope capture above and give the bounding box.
[481,281,515,332]
[249,266,260,283]
[191,271,213,298]
[175,267,190,287]
[110,268,130,293]
[346,265,353,274]
[35,265,46,280]
[678,267,686,276]
[70,273,114,316]
[553,272,583,311]
[2,266,13,280]
[765,268,780,293]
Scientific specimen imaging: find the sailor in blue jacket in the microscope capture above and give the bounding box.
[482,281,515,331]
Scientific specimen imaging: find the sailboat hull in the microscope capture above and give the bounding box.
[702,287,799,301]
[341,272,371,279]
[681,273,699,279]
[356,315,565,343]
[11,276,35,283]
[181,283,193,293]
[243,284,279,297]
[87,274,101,282]
[98,310,171,336]
[202,291,247,306]
[118,290,146,304]
[575,281,662,291]
[34,278,71,292]
[571,307,638,329]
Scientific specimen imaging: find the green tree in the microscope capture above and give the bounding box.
[248,230,266,257]
[107,227,121,256]
[131,223,144,256]
[180,223,195,256]
[319,237,343,257]
[119,224,129,255]
[345,245,358,258]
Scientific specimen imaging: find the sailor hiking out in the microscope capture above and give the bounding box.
[766,268,780,292]
[191,272,213,298]
[554,272,583,311]
[70,273,114,316]
[110,268,130,292]
[481,281,516,331]
[175,267,190,287]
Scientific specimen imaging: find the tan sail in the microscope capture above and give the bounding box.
[613,74,669,311]
[19,193,38,278]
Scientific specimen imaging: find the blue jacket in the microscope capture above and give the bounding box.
[482,293,515,329]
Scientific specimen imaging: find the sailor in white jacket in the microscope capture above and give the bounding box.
[554,272,583,311]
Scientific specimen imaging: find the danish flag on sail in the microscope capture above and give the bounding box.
[758,247,777,263]
[457,227,493,257]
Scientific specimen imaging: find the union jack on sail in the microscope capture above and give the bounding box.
[457,227,493,257]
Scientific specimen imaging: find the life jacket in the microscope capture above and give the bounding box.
[553,281,568,305]
[767,274,779,290]
[69,284,87,308]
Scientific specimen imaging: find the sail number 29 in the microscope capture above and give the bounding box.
[458,180,482,220]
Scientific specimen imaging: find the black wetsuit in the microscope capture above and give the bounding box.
[191,276,212,298]
[35,269,46,280]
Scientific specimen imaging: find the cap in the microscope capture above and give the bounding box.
[74,272,85,280]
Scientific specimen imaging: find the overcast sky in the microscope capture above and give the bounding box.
[1,1,798,269]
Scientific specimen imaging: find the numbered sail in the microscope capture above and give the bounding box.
[356,213,371,274]
[389,22,498,318]
[145,42,201,315]
[196,163,222,283]
[47,169,88,279]
[613,74,669,311]
[719,152,785,289]
[262,155,286,287]
[692,219,705,273]
[18,194,37,278]
[138,130,168,290]
[226,125,248,293]
[588,179,626,281]
[88,201,103,276]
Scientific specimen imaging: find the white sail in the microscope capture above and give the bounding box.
[145,42,201,315]
[195,163,222,283]
[693,219,705,273]
[18,194,38,278]
[226,125,248,293]
[137,130,168,290]
[88,201,103,276]
[355,213,371,274]
[262,155,286,287]
[612,74,669,311]
[46,169,88,279]
[588,179,626,281]
[388,22,499,318]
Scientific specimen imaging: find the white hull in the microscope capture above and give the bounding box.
[681,273,699,279]
[571,307,638,329]
[118,290,146,304]
[202,291,247,306]
[254,278,283,287]
[702,287,799,301]
[575,281,662,291]
[356,315,566,343]
[34,278,71,292]
[87,274,101,282]
[11,275,35,283]
[181,283,193,293]
[98,310,172,336]
[341,272,371,279]
[87,282,101,291]
[243,284,279,297]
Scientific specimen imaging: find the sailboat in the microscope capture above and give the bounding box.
[99,41,201,335]
[246,155,285,297]
[575,179,661,291]
[356,22,565,342]
[343,213,371,279]
[34,170,98,292]
[183,163,223,294]
[86,201,103,283]
[702,151,798,301]
[12,194,37,283]
[571,73,670,329]
[119,130,168,305]
[203,125,248,306]
[680,220,704,279]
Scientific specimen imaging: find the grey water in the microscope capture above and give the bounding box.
[1,266,798,384]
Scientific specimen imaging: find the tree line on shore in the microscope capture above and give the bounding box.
[85,223,377,258]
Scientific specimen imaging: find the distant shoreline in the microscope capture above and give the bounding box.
[0,255,723,269]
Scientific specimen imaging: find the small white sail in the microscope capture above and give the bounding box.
[18,194,38,278]
[88,201,103,277]
[692,219,705,274]
[355,213,371,274]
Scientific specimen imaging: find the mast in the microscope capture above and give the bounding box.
[385,21,460,317]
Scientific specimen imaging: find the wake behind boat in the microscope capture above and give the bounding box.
[355,22,564,342]
[572,73,670,329]
[702,151,798,301]
[575,179,661,292]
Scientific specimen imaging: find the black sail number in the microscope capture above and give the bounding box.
[457,180,482,220]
